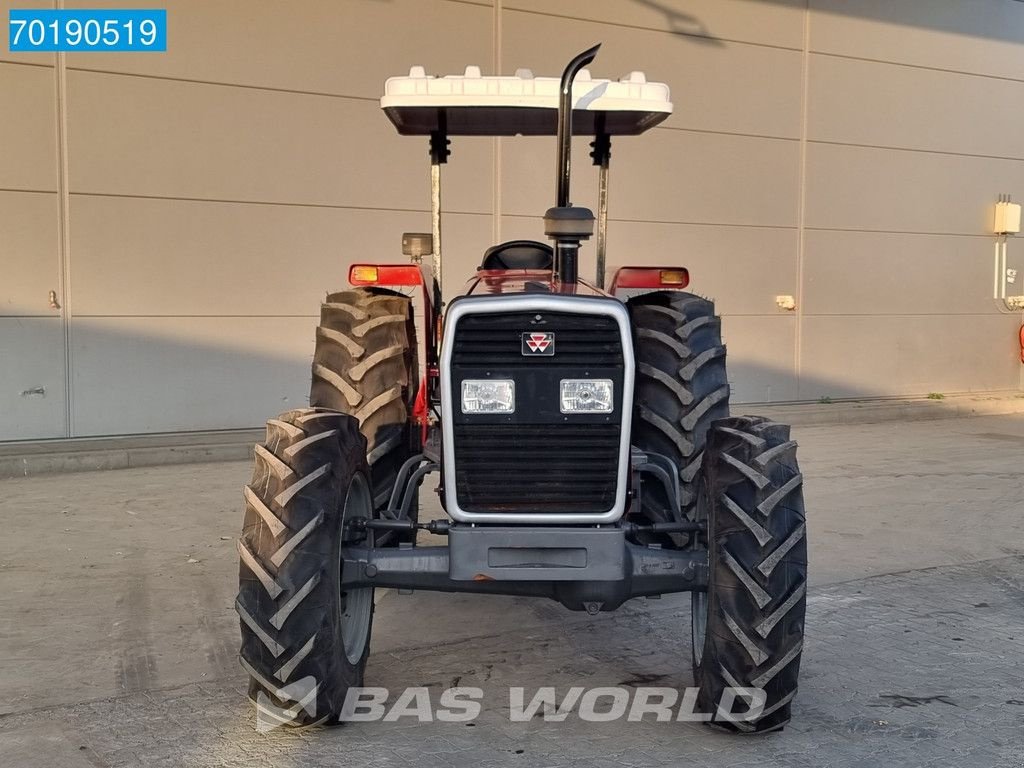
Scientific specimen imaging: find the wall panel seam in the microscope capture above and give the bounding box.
[54,44,72,439]
[75,315,321,320]
[502,212,798,230]
[0,59,54,71]
[795,1,810,395]
[66,191,494,217]
[0,187,58,195]
[656,125,799,143]
[804,227,996,238]
[801,313,1016,318]
[65,66,379,103]
[810,49,1024,88]
[810,138,1024,164]
[502,6,803,54]
[718,314,798,319]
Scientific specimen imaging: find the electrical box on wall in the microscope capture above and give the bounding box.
[993,195,1024,313]
[994,200,1021,235]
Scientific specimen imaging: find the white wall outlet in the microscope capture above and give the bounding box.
[775,295,796,311]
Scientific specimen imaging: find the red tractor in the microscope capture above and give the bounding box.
[236,46,807,733]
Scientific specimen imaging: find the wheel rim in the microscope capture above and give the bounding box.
[340,473,373,665]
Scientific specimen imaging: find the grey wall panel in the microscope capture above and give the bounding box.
[603,221,798,316]
[435,213,498,298]
[0,0,55,66]
[499,213,799,403]
[68,194,491,316]
[0,62,57,191]
[804,142,1024,236]
[721,315,798,403]
[0,317,66,439]
[65,70,493,214]
[70,316,316,435]
[499,134,602,217]
[502,9,803,138]
[799,314,1022,399]
[64,0,492,99]
[802,230,1002,317]
[614,129,800,226]
[498,216,798,315]
[505,0,805,49]
[0,191,60,317]
[502,129,800,226]
[499,135,601,217]
[0,61,66,440]
[498,214,561,244]
[811,0,1024,81]
[808,53,1024,160]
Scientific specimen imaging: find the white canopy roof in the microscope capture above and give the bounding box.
[381,66,673,137]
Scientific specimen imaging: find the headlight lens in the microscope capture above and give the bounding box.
[560,379,613,413]
[461,379,515,414]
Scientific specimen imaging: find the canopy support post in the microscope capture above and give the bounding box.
[591,128,611,289]
[429,125,450,291]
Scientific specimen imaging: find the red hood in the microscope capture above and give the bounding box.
[461,269,612,298]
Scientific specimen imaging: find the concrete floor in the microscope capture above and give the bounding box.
[1,414,1023,766]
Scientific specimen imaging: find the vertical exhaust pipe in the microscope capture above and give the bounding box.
[548,44,600,285]
[555,44,600,208]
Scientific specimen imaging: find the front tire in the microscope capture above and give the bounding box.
[236,408,373,727]
[311,288,418,517]
[693,416,807,732]
[628,291,730,530]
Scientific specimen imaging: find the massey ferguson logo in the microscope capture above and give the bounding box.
[522,331,555,356]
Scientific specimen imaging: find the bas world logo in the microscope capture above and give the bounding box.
[330,686,766,724]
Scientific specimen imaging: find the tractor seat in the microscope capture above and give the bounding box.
[480,240,553,271]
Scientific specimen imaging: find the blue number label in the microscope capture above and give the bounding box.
[9,9,167,52]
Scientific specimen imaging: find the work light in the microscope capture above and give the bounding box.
[461,379,515,413]
[560,379,613,413]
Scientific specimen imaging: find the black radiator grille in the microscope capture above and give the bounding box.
[453,423,621,512]
[450,309,625,514]
[452,312,622,367]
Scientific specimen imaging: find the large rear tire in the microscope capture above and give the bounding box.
[627,291,730,535]
[693,416,807,732]
[310,287,418,519]
[236,408,373,728]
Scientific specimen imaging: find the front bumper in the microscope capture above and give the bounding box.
[341,526,707,612]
